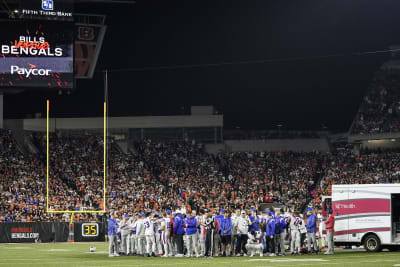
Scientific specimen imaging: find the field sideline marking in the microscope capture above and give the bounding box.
[2,253,400,261]
[0,257,397,266]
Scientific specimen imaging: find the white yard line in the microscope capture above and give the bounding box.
[248,258,328,262]
[256,264,340,267]
[0,258,379,267]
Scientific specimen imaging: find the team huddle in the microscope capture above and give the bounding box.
[107,207,335,258]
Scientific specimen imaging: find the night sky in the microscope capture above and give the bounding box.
[4,0,400,132]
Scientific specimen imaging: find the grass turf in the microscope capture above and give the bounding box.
[0,243,399,267]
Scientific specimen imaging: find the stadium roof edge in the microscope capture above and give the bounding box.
[5,115,224,132]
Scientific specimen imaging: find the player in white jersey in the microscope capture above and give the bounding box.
[127,214,138,255]
[299,216,307,249]
[318,213,327,249]
[160,210,174,257]
[119,214,131,255]
[289,212,301,255]
[135,213,146,256]
[246,230,263,257]
[144,212,156,256]
[116,218,121,253]
[197,210,207,256]
[153,213,164,256]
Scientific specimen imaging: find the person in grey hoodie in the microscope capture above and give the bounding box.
[235,210,251,256]
[231,209,241,255]
[120,214,131,255]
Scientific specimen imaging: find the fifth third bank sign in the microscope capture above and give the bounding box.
[21,0,74,21]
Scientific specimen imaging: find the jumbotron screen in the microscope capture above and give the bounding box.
[0,20,74,89]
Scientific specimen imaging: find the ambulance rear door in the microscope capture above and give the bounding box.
[332,186,349,242]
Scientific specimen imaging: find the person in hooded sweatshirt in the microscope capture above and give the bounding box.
[306,207,318,254]
[236,210,250,256]
[173,210,185,257]
[220,210,232,256]
[249,208,260,232]
[266,211,276,256]
[214,209,225,256]
[275,208,287,256]
[108,212,120,257]
[185,210,199,257]
[119,214,131,255]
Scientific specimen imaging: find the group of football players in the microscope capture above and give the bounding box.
[107,206,332,258]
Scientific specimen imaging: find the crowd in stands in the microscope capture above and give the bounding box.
[0,129,400,223]
[108,140,322,218]
[312,147,400,209]
[0,130,48,222]
[351,69,400,135]
[41,133,105,212]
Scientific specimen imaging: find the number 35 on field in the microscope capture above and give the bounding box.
[82,223,99,237]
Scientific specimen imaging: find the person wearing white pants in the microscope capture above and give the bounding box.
[108,212,120,257]
[144,213,156,256]
[145,235,156,256]
[135,213,146,256]
[127,215,138,255]
[164,210,175,256]
[324,210,335,255]
[153,214,164,255]
[198,212,207,256]
[160,212,173,257]
[128,231,136,255]
[119,214,131,255]
[246,231,263,257]
[318,213,327,249]
[290,213,301,255]
[185,211,200,257]
[306,208,318,254]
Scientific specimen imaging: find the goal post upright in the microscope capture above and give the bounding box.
[46,100,49,212]
[45,99,107,215]
[103,101,106,213]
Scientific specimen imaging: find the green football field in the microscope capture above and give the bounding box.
[0,243,399,267]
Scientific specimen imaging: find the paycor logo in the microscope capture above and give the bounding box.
[11,65,52,78]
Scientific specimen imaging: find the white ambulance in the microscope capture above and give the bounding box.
[322,184,400,252]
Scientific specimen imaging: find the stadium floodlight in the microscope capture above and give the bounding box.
[46,100,107,215]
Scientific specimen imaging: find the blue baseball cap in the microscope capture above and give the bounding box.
[307,208,313,212]
[140,213,145,217]
[267,211,273,216]
[251,208,256,212]
[154,212,158,217]
[124,214,129,218]
[328,209,333,214]
[166,210,171,215]
[220,209,224,213]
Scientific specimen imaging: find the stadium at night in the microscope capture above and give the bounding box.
[0,1,400,266]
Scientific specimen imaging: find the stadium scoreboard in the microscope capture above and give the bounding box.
[81,223,99,237]
[0,20,74,89]
[0,0,74,90]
